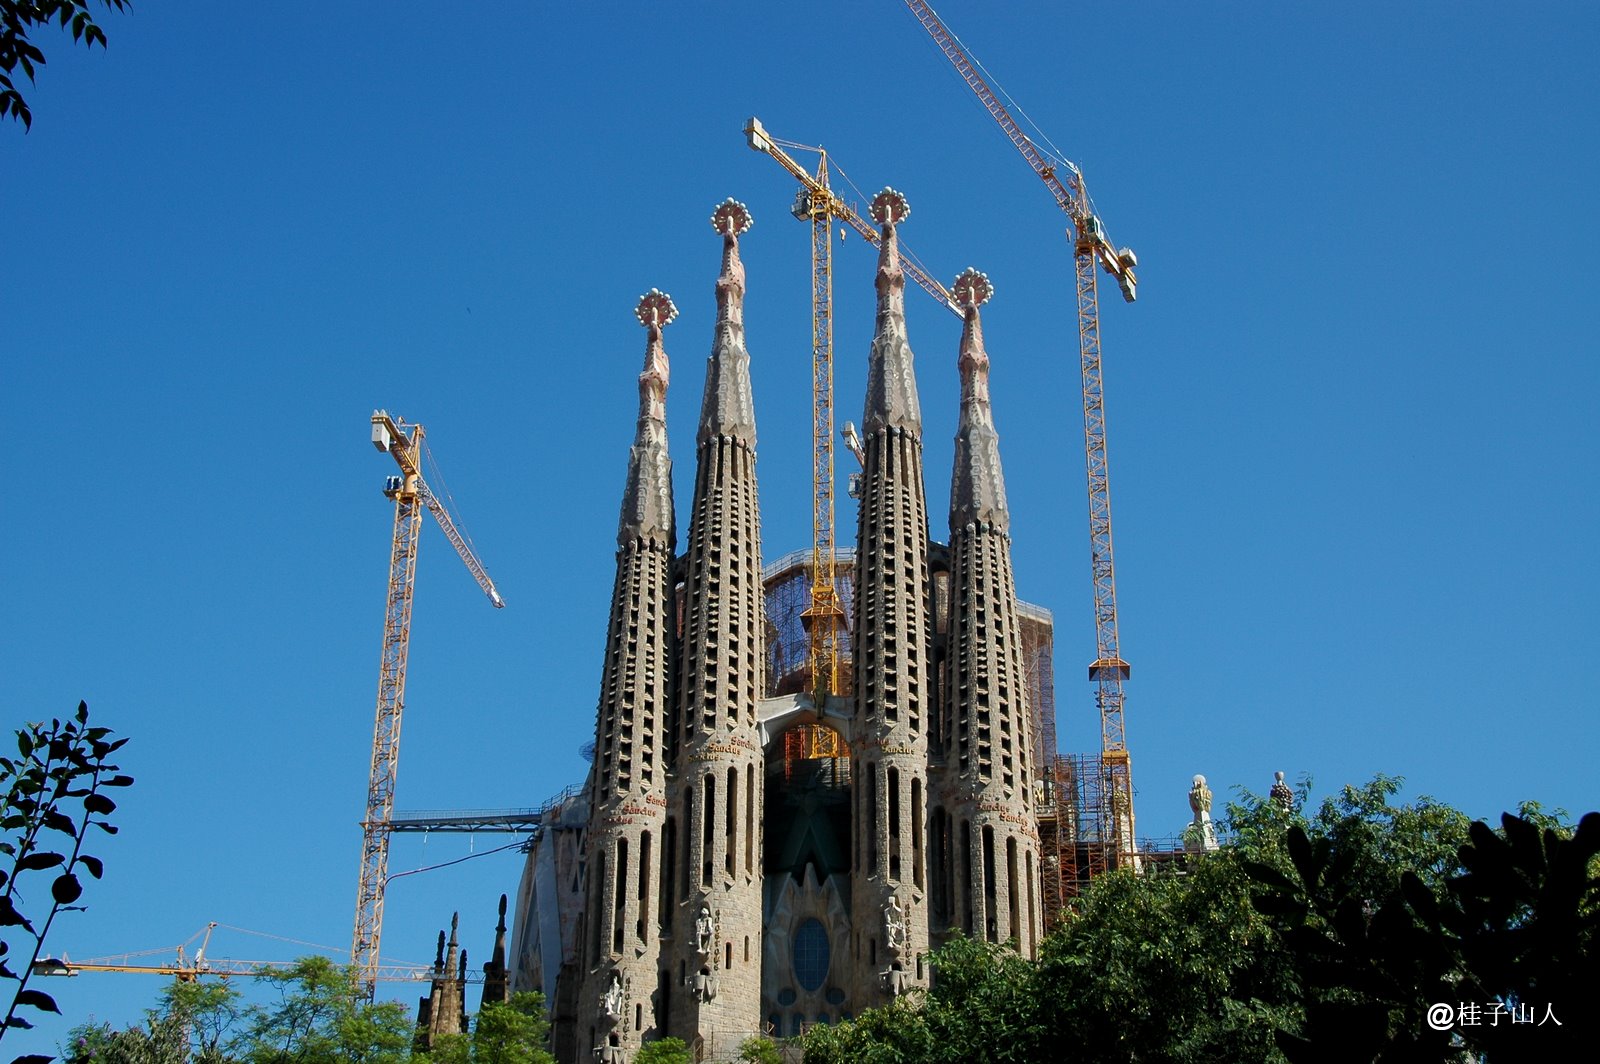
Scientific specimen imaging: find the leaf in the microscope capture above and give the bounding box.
[12,1055,54,1064]
[94,821,118,835]
[79,854,103,879]
[13,987,59,1013]
[51,871,82,905]
[6,1014,34,1029]
[17,851,64,872]
[0,895,35,932]
[1286,826,1321,887]
[41,810,76,837]
[106,774,134,788]
[83,793,115,815]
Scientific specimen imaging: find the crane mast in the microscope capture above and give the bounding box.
[745,116,962,705]
[355,410,503,997]
[800,145,846,706]
[903,0,1139,868]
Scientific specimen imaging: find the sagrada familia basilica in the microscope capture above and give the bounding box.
[509,191,1052,1062]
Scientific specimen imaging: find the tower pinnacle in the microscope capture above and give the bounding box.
[950,267,1007,530]
[863,188,921,436]
[618,290,676,548]
[700,198,757,445]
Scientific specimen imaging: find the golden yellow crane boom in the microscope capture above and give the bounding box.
[744,117,958,707]
[354,411,503,998]
[34,923,477,983]
[903,0,1141,870]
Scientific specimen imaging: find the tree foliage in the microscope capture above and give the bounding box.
[1,701,132,1056]
[799,777,1595,1064]
[414,993,552,1064]
[235,957,411,1064]
[736,1036,781,1064]
[1250,807,1600,1063]
[0,1,130,130]
[631,1037,691,1064]
[66,958,417,1064]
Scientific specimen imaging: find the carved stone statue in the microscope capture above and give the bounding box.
[689,965,718,1003]
[694,905,715,958]
[1183,773,1219,853]
[595,1039,625,1064]
[883,895,907,956]
[1188,774,1212,820]
[880,963,910,997]
[1270,770,1295,812]
[601,971,623,1022]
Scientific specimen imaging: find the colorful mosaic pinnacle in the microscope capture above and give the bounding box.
[952,266,994,309]
[869,187,911,226]
[710,197,754,237]
[634,288,678,329]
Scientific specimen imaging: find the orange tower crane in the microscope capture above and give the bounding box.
[744,117,959,707]
[355,410,504,997]
[903,0,1141,870]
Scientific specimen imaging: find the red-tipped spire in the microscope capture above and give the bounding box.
[864,188,921,435]
[618,290,677,548]
[635,288,676,423]
[949,268,1008,529]
[699,198,757,445]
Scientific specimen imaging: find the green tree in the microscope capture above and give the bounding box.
[67,979,242,1064]
[238,957,411,1064]
[801,937,1040,1064]
[1,701,133,1054]
[64,1011,188,1064]
[0,1,130,130]
[632,1036,692,1064]
[1250,808,1600,1063]
[1035,854,1291,1063]
[737,1035,781,1064]
[416,993,552,1064]
[801,777,1587,1064]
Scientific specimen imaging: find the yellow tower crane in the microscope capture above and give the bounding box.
[903,0,1141,874]
[744,117,959,708]
[34,923,479,984]
[354,410,504,997]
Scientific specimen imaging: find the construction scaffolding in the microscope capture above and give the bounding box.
[763,547,857,699]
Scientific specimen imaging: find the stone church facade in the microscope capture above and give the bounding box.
[516,193,1051,1063]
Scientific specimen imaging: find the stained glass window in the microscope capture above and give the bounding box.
[792,917,829,991]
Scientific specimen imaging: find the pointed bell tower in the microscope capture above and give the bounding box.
[665,199,766,1052]
[849,188,934,1003]
[577,289,679,1059]
[937,269,1042,958]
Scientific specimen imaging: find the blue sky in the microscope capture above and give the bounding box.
[4,0,1597,1052]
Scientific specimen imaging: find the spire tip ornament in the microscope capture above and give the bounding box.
[952,267,993,309]
[710,198,754,237]
[635,288,678,329]
[869,187,910,226]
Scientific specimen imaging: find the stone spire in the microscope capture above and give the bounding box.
[698,199,757,445]
[618,289,677,548]
[668,198,765,1045]
[481,893,510,1008]
[863,189,921,435]
[576,292,681,1058]
[416,914,468,1049]
[851,188,934,1006]
[939,270,1041,959]
[948,269,1008,532]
